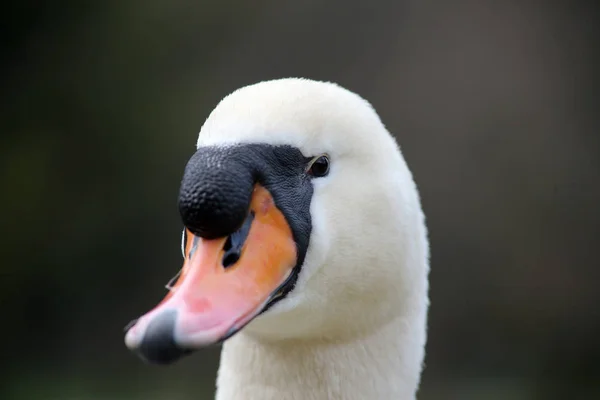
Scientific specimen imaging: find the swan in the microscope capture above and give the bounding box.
[124,78,430,399]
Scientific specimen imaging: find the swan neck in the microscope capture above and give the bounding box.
[215,316,425,400]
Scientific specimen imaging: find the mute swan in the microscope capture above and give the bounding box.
[124,78,430,399]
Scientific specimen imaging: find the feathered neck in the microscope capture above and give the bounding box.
[214,310,427,400]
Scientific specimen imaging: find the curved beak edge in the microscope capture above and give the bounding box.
[124,185,297,364]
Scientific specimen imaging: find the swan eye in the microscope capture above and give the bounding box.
[307,155,330,177]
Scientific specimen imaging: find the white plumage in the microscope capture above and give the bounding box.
[196,78,431,400]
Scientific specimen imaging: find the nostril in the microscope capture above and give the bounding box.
[222,252,240,268]
[137,310,191,365]
[221,212,254,269]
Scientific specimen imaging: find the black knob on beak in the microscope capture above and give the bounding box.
[178,147,255,239]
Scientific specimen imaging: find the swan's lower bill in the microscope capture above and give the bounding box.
[124,185,297,364]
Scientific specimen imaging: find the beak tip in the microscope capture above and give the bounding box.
[124,325,140,351]
[128,310,192,365]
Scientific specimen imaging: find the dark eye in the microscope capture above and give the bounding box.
[307,155,330,177]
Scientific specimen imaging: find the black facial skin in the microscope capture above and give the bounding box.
[179,144,315,278]
[128,144,324,365]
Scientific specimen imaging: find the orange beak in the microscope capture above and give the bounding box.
[124,185,297,362]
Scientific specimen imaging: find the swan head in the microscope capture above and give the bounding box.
[124,78,429,364]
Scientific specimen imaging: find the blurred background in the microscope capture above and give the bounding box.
[2,1,599,399]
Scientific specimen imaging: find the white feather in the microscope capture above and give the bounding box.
[196,78,430,400]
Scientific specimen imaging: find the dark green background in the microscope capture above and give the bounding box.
[2,1,599,399]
